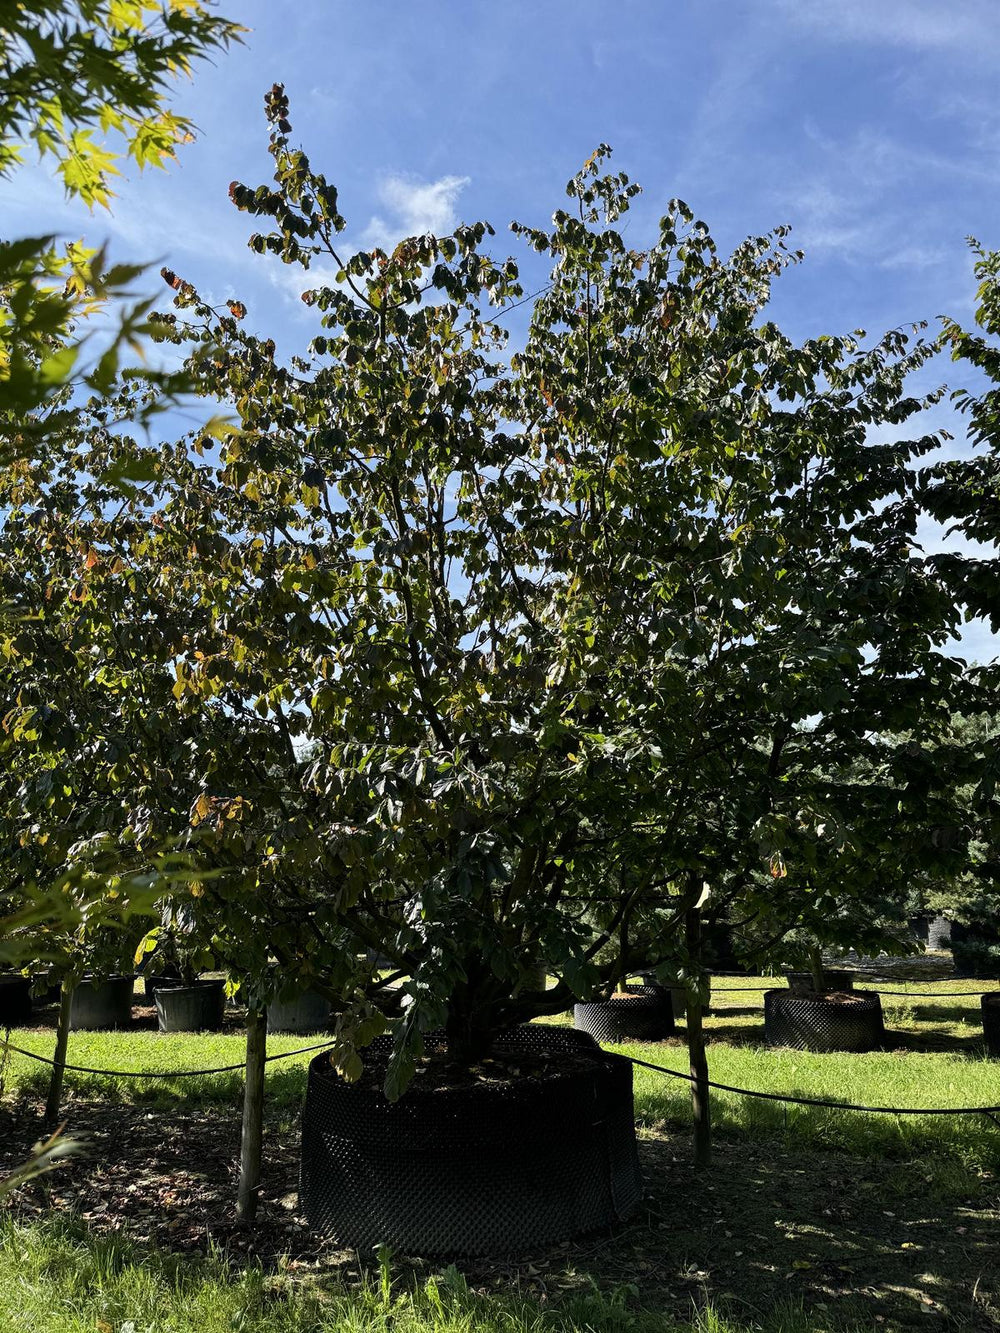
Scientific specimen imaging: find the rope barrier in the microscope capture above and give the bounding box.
[856,988,1000,998]
[3,1033,999,1120]
[625,1053,1000,1117]
[660,984,1000,998]
[0,1037,336,1078]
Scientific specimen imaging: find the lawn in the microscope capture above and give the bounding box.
[3,976,1000,1332]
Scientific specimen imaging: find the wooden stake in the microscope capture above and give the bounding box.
[44,981,73,1126]
[237,1007,267,1223]
[684,907,712,1168]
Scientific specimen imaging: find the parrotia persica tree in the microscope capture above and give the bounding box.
[5,86,981,1088]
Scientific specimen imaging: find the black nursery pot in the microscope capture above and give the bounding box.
[267,986,331,1034]
[299,1024,642,1257]
[574,987,676,1043]
[764,988,884,1053]
[981,994,1000,1057]
[69,975,135,1031]
[0,974,32,1026]
[153,978,226,1033]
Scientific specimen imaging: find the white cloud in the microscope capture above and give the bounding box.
[362,173,470,250]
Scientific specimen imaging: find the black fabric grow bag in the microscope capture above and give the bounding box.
[764,989,884,1053]
[267,987,330,1034]
[299,1024,642,1257]
[574,988,676,1043]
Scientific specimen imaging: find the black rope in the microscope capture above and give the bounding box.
[856,988,1000,998]
[626,1053,1000,1116]
[4,1034,999,1120]
[0,1038,336,1078]
[663,983,1000,998]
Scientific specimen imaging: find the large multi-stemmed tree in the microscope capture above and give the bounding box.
[3,87,988,1094]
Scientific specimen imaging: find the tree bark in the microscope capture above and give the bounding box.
[237,1007,267,1223]
[684,907,711,1168]
[44,981,73,1126]
[809,944,826,992]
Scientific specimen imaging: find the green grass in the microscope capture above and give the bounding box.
[0,1027,326,1107]
[626,1041,1000,1178]
[0,1214,883,1333]
[5,988,1000,1332]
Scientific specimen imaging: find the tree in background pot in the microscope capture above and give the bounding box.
[135,904,226,1033]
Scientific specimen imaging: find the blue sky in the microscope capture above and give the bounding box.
[9,0,1000,658]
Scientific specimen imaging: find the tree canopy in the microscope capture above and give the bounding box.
[4,88,987,1088]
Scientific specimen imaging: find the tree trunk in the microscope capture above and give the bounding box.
[44,981,73,1126]
[444,1005,494,1065]
[684,907,711,1168]
[237,1007,267,1223]
[809,944,826,992]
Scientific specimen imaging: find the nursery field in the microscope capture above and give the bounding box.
[3,976,1000,1332]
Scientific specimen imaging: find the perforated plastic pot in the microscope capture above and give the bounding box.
[786,971,855,995]
[69,975,134,1031]
[981,995,1000,1057]
[0,975,32,1026]
[300,1024,642,1257]
[574,987,675,1043]
[764,989,884,1053]
[153,978,226,1032]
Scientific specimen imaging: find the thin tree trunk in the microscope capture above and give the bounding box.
[809,944,826,992]
[684,907,711,1168]
[44,981,73,1126]
[237,1007,267,1223]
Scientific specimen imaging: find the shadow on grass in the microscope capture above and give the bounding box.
[633,1068,1000,1175]
[5,1124,999,1333]
[881,1025,984,1056]
[701,1021,766,1047]
[0,1209,859,1333]
[902,1002,983,1025]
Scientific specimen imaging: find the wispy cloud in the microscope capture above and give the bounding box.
[362,173,470,249]
[769,0,1000,56]
[261,173,472,311]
